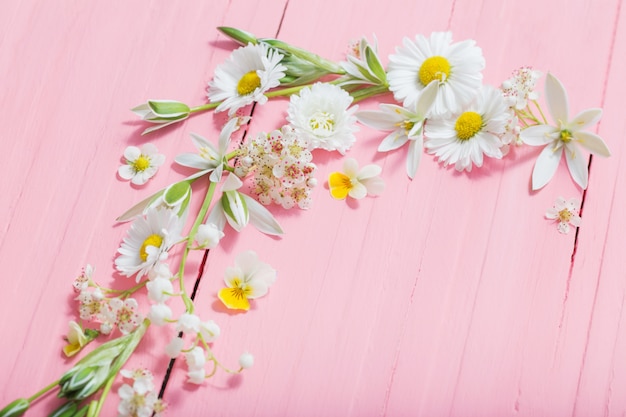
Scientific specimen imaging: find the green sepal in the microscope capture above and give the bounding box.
[217,26,258,45]
[0,399,29,417]
[147,100,190,118]
[365,45,387,85]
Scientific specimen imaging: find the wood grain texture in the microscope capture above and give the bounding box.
[1,0,625,416]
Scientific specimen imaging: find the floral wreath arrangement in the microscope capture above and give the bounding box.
[0,26,611,417]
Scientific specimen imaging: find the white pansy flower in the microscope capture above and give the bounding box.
[424,84,508,172]
[218,250,277,311]
[520,73,611,190]
[208,43,286,116]
[357,81,438,178]
[118,144,165,185]
[287,82,359,155]
[387,31,484,116]
[115,208,184,282]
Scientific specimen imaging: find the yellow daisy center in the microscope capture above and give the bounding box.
[237,71,261,96]
[560,129,573,143]
[132,156,150,172]
[328,172,353,200]
[418,56,451,85]
[558,209,572,222]
[139,234,163,262]
[309,111,335,134]
[454,111,483,141]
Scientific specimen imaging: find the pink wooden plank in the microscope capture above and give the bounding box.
[0,0,624,416]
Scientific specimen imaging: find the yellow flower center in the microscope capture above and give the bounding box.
[418,56,451,85]
[139,234,163,262]
[237,71,261,95]
[400,120,415,134]
[560,129,573,143]
[132,156,150,172]
[309,111,335,135]
[558,209,572,222]
[454,111,483,141]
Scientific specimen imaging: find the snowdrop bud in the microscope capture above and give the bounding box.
[165,337,184,358]
[307,177,318,188]
[195,223,225,249]
[187,368,206,385]
[238,352,254,369]
[148,304,172,326]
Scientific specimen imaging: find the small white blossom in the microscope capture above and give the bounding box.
[176,313,201,334]
[195,223,224,249]
[148,304,172,326]
[238,352,254,369]
[146,277,173,303]
[165,337,184,358]
[546,197,582,234]
[118,144,165,186]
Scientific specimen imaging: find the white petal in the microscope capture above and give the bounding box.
[222,174,243,191]
[565,144,589,189]
[124,146,141,161]
[343,158,360,177]
[242,194,284,236]
[415,80,438,116]
[358,164,382,179]
[406,138,422,179]
[175,153,210,170]
[520,125,558,146]
[378,130,409,152]
[356,109,400,130]
[361,176,385,196]
[206,203,227,233]
[348,182,368,199]
[118,165,135,180]
[573,131,611,157]
[532,145,563,190]
[545,73,569,124]
[569,108,602,131]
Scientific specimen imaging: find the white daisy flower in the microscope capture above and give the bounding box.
[115,207,184,282]
[287,82,359,154]
[520,73,611,190]
[387,32,485,116]
[546,197,581,234]
[356,80,438,178]
[424,84,508,172]
[208,43,286,116]
[118,144,165,185]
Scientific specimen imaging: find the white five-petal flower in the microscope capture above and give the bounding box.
[520,73,611,190]
[546,196,581,234]
[118,144,165,185]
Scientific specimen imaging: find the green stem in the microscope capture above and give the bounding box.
[91,374,116,417]
[189,102,220,114]
[533,100,548,124]
[350,84,390,103]
[98,280,147,298]
[26,379,60,403]
[177,180,218,313]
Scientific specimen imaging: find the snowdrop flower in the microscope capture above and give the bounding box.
[115,208,184,282]
[146,277,173,303]
[356,80,438,178]
[424,84,508,172]
[218,250,277,311]
[118,144,165,186]
[520,73,611,190]
[238,352,254,369]
[387,31,484,116]
[208,43,286,116]
[287,82,359,155]
[546,197,581,234]
[175,117,243,183]
[206,174,284,236]
[328,158,385,200]
[194,223,224,249]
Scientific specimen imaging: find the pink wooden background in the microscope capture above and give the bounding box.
[1,0,626,416]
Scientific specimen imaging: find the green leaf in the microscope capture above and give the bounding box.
[217,26,258,45]
[365,46,387,85]
[147,100,190,117]
[164,181,191,207]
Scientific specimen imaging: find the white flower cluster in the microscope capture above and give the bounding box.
[239,125,317,209]
[117,368,167,417]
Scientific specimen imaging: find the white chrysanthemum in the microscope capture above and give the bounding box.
[115,208,184,282]
[287,82,359,155]
[118,144,165,185]
[387,32,485,116]
[208,43,286,116]
[424,85,508,172]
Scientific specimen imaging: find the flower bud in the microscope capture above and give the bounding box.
[221,191,249,232]
[238,352,254,369]
[0,399,29,417]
